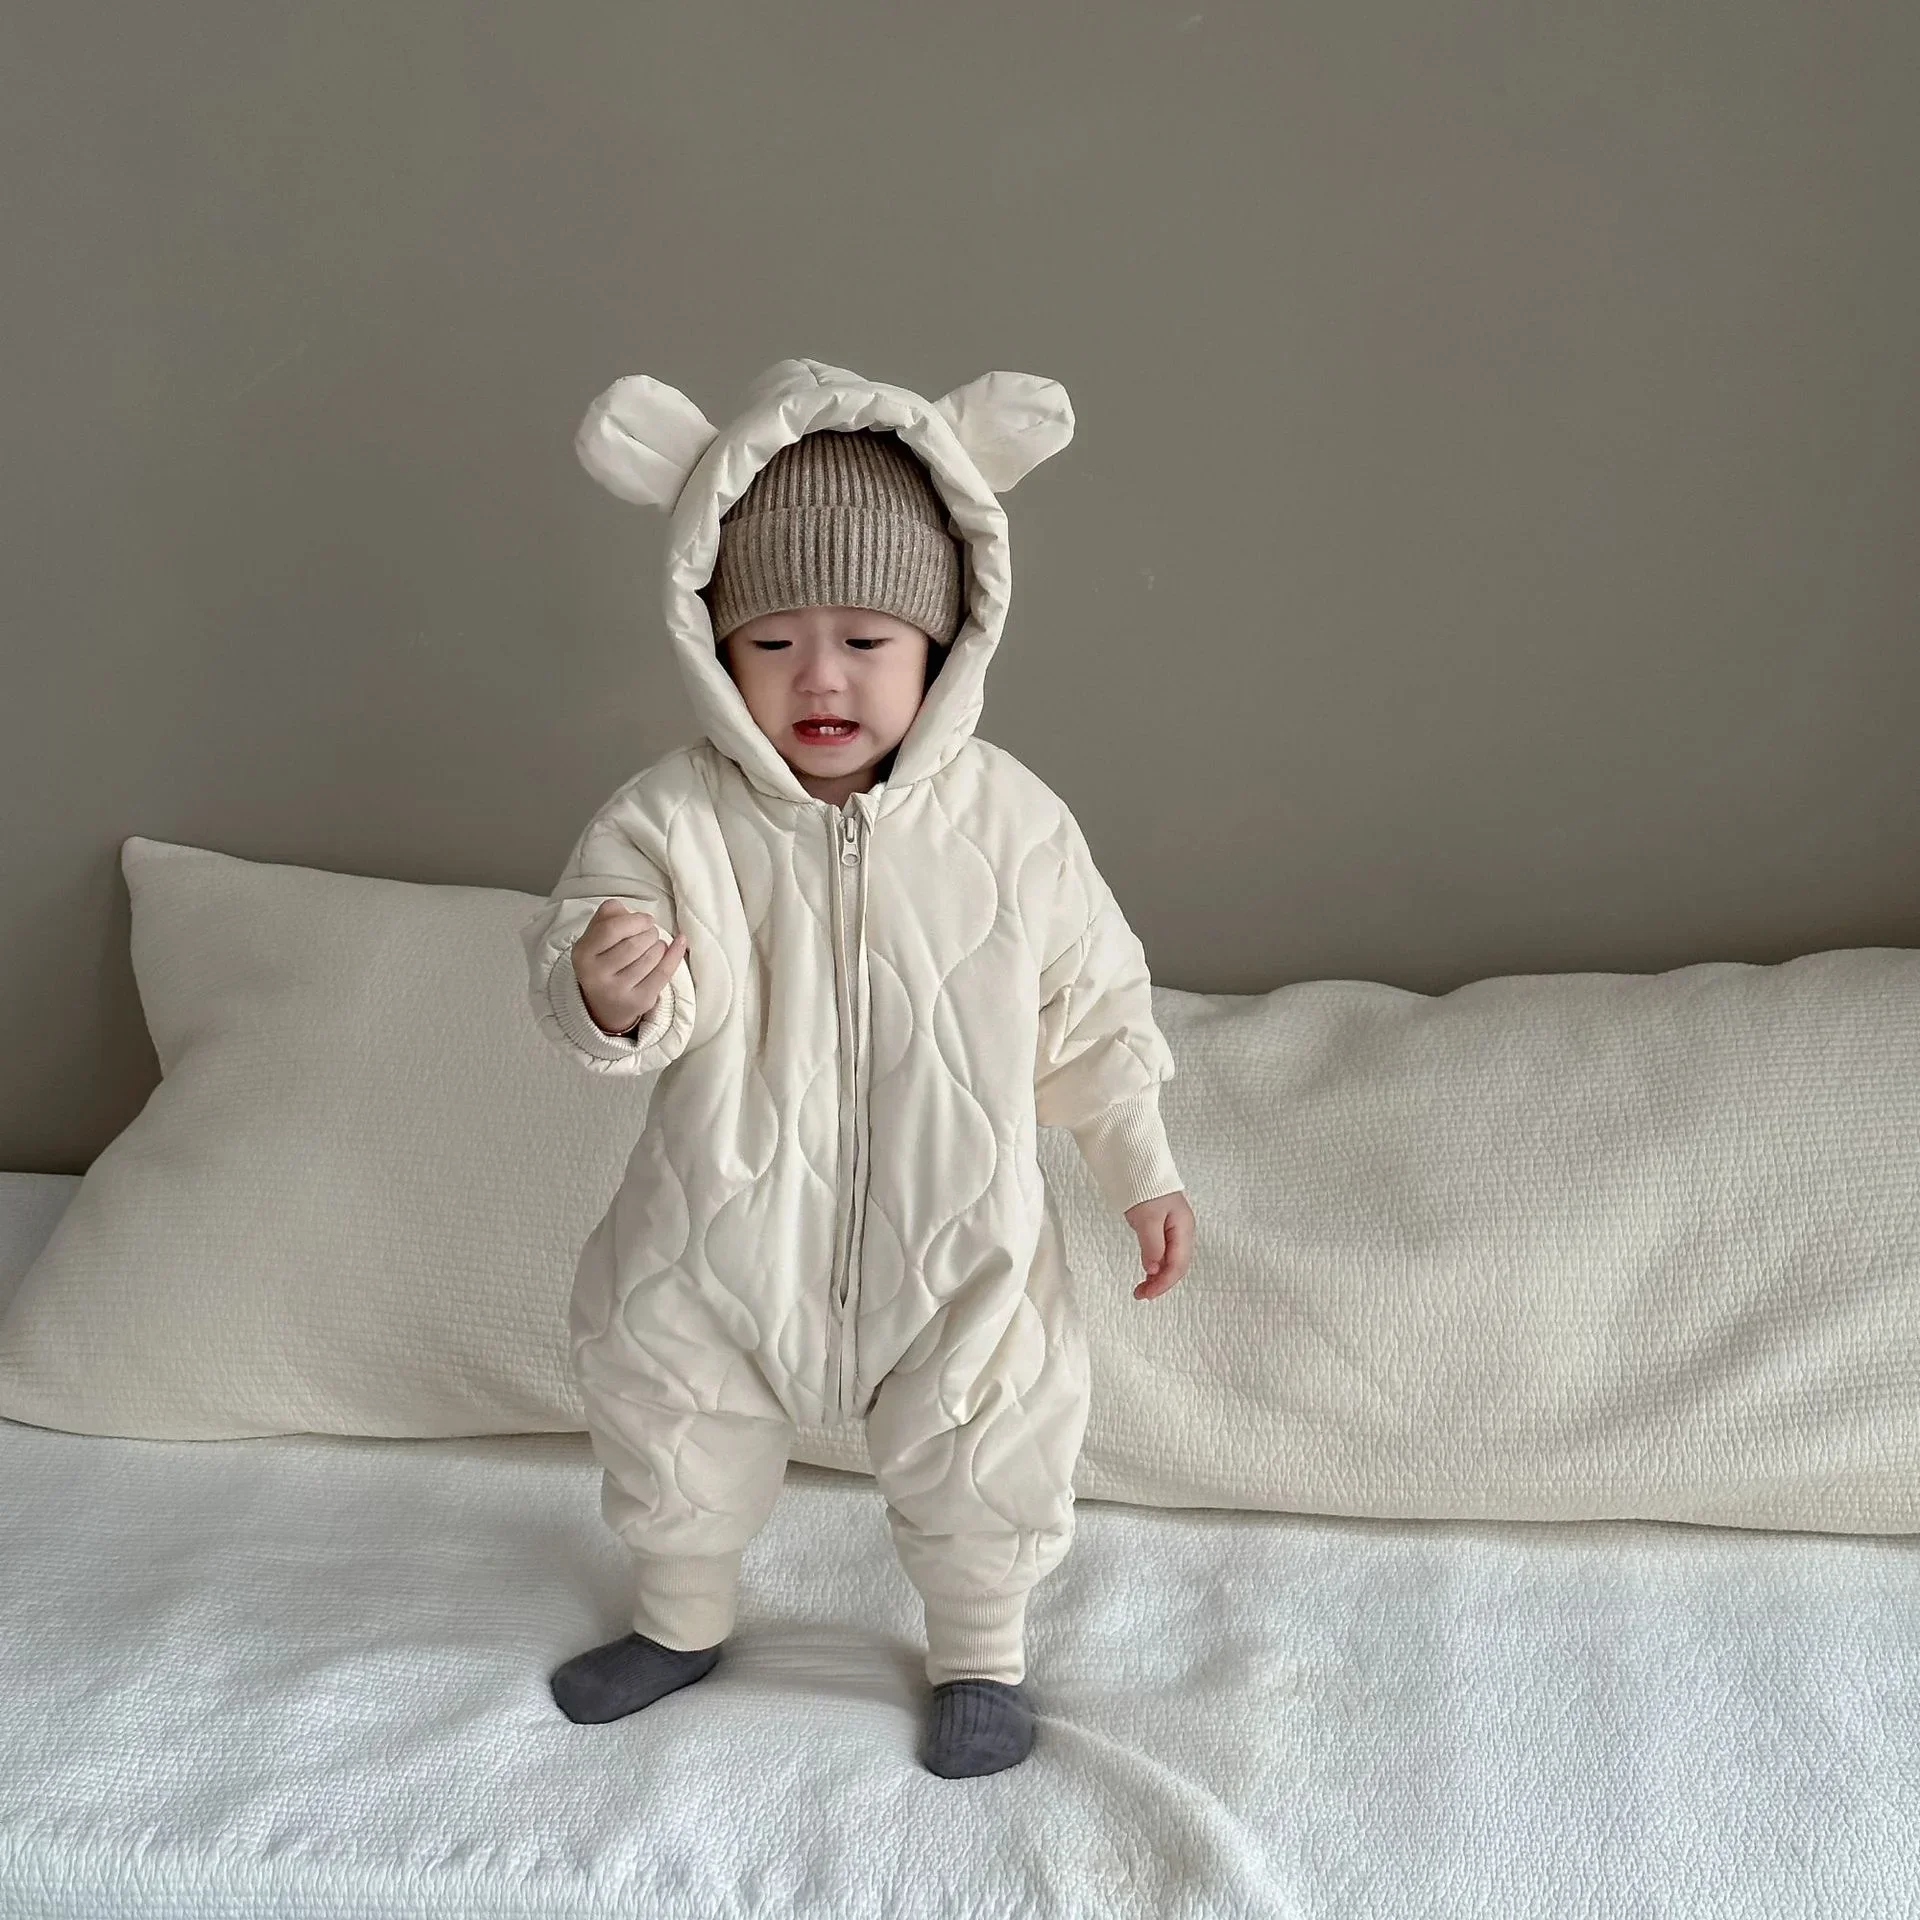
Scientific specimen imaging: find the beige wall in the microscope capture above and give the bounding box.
[5,1,1917,1172]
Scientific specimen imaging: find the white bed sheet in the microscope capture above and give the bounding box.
[2,1171,1916,1919]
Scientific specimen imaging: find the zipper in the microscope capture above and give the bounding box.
[824,793,873,1417]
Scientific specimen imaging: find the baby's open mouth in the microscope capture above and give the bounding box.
[793,719,860,743]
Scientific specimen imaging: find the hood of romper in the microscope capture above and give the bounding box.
[572,356,1076,811]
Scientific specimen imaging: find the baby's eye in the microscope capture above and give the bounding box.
[748,636,886,650]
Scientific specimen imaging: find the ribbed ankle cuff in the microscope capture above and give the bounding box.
[922,1589,1030,1687]
[631,1548,745,1650]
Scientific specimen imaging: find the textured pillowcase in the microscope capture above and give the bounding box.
[0,838,640,1439]
[4,836,1919,1534]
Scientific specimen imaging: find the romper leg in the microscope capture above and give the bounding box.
[864,1200,1092,1687]
[571,1216,797,1651]
[580,1382,794,1649]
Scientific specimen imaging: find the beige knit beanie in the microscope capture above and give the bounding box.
[706,428,964,646]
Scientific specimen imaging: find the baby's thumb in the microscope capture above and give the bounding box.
[1140,1216,1167,1273]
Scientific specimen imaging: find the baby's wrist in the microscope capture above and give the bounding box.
[583,988,644,1038]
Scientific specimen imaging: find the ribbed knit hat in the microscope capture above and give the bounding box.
[706,428,963,646]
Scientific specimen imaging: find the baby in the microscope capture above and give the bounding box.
[522,359,1195,1778]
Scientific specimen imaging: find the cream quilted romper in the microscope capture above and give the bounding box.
[523,359,1184,1686]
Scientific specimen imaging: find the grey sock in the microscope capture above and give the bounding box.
[550,1630,723,1724]
[920,1678,1035,1777]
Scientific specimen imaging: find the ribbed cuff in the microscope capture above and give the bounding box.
[631,1548,744,1651]
[922,1589,1030,1688]
[547,948,675,1064]
[1069,1088,1185,1216]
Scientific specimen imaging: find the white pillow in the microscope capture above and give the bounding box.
[0,838,636,1438]
[5,835,1919,1534]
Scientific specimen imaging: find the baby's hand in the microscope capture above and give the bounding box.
[1124,1190,1195,1300]
[571,899,687,1037]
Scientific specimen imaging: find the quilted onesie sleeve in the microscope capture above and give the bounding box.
[520,775,695,1076]
[1034,815,1186,1216]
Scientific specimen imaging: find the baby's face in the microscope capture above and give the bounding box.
[722,604,931,805]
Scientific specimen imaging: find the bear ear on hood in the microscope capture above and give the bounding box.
[934,371,1075,493]
[575,374,720,510]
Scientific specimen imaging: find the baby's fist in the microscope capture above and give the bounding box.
[1125,1190,1195,1300]
[571,899,686,1038]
